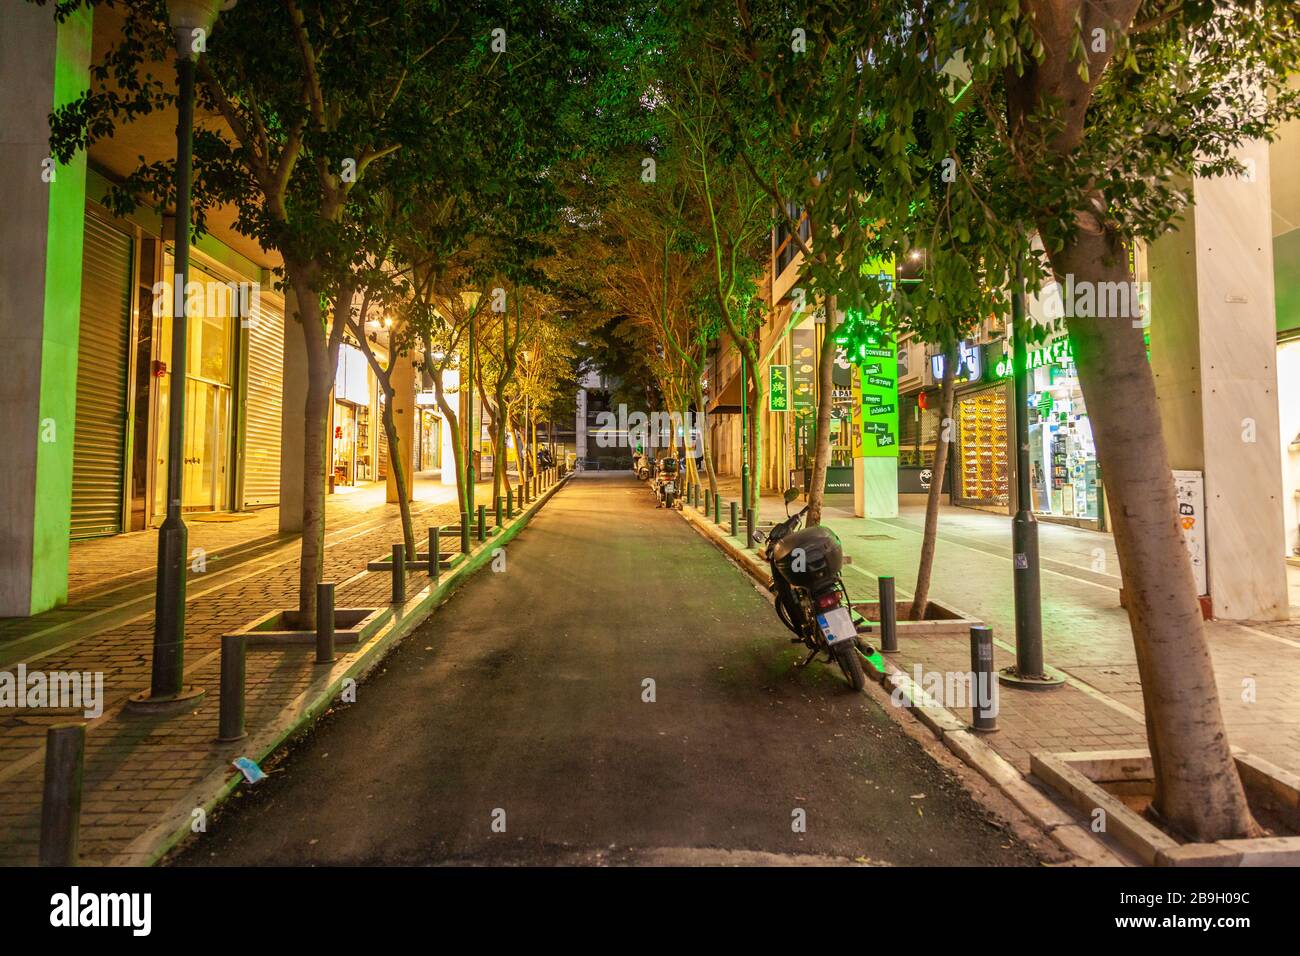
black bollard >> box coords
[970,626,999,732]
[730,500,738,537]
[495,495,503,528]
[714,493,721,525]
[879,576,898,655]
[704,488,711,516]
[315,582,335,665]
[477,505,486,541]
[38,724,84,867]
[746,508,756,548]
[219,633,248,739]
[429,527,441,580]
[506,488,514,519]
[391,544,406,604]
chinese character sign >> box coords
[769,364,790,412]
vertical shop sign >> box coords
[769,364,790,412]
[851,309,899,457]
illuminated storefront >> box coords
[331,343,374,489]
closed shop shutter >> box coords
[70,211,132,538]
[242,294,284,507]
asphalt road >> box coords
[176,473,1041,866]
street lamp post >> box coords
[1001,256,1063,690]
[461,292,481,520]
[129,0,233,713]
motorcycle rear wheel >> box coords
[833,643,867,691]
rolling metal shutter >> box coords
[70,212,132,538]
[242,295,284,507]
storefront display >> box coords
[954,384,1010,507]
[1027,366,1099,519]
[333,343,374,487]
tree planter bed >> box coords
[850,599,979,637]
[364,550,468,573]
[231,607,391,649]
[1031,749,1300,866]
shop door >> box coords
[70,210,133,538]
[152,260,235,518]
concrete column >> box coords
[386,352,415,502]
[0,7,92,616]
[1149,138,1289,621]
[278,287,308,532]
[440,367,459,487]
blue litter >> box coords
[232,757,266,784]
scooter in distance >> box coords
[653,456,681,509]
[757,488,872,690]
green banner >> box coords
[768,364,790,412]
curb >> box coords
[674,494,1127,867]
[115,474,571,866]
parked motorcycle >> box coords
[653,456,680,509]
[758,488,870,690]
[633,451,653,481]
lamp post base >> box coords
[997,664,1066,690]
[122,685,206,717]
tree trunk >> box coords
[806,302,838,527]
[1049,221,1259,841]
[909,341,958,620]
[380,384,416,560]
[694,379,719,496]
[433,371,468,517]
[290,268,332,623]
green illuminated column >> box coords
[0,6,92,617]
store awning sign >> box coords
[929,340,981,383]
[995,335,1073,378]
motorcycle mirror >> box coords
[783,487,800,504]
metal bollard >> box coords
[495,495,503,528]
[730,500,738,536]
[460,512,472,554]
[693,483,701,508]
[879,576,898,654]
[970,626,999,732]
[714,493,721,524]
[315,582,335,665]
[218,633,248,741]
[704,488,711,515]
[39,723,85,867]
[391,544,406,604]
[506,488,514,519]
[746,508,756,549]
[477,505,486,541]
[428,527,441,580]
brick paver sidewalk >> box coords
[0,474,524,865]
[701,476,1300,780]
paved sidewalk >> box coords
[700,476,1300,780]
[0,473,528,865]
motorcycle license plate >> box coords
[816,607,856,646]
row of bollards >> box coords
[36,465,572,866]
[873,574,998,732]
